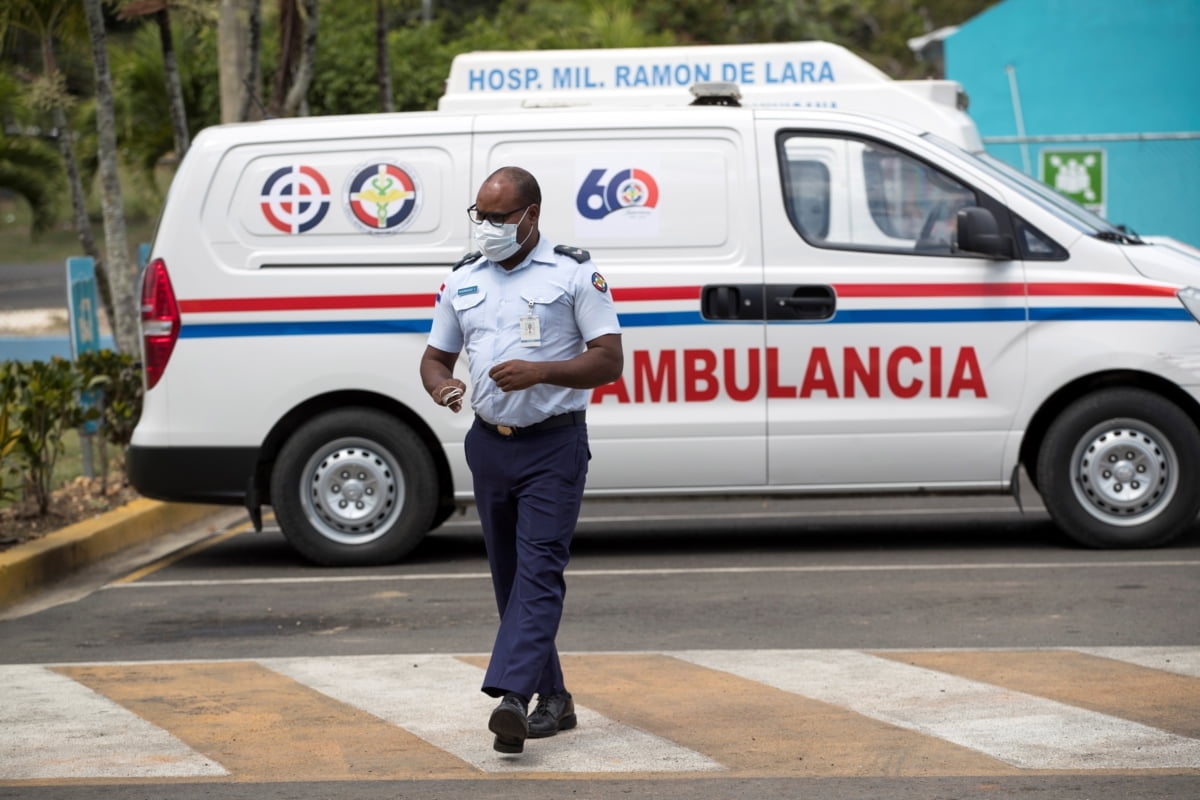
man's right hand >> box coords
[433,381,466,413]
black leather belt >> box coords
[475,410,585,438]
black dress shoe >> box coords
[528,690,577,739]
[489,694,529,753]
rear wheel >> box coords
[1035,388,1200,548]
[270,408,436,565]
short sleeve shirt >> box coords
[427,237,621,427]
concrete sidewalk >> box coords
[0,499,222,611]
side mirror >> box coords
[955,206,1015,259]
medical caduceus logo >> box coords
[260,165,331,233]
[345,162,420,233]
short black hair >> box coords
[488,166,541,206]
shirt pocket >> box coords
[451,288,490,330]
[523,289,573,349]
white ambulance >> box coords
[129,43,1200,565]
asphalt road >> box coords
[0,262,65,310]
[2,494,1199,798]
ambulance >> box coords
[128,42,1200,565]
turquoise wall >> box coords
[945,0,1200,244]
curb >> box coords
[0,499,217,610]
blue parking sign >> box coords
[67,256,101,434]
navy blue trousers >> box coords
[465,419,589,701]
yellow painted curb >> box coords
[0,498,217,610]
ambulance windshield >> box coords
[922,133,1140,243]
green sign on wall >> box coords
[1040,148,1106,216]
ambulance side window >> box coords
[779,133,977,256]
[785,160,831,240]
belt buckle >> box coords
[496,424,514,437]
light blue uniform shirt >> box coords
[427,237,621,427]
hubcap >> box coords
[1071,420,1177,527]
[300,437,405,545]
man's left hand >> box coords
[489,359,546,392]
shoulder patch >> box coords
[554,244,590,263]
[452,251,481,271]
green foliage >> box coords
[0,369,22,504]
[76,349,142,449]
[109,21,220,185]
[0,133,64,237]
[3,358,98,515]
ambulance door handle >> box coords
[701,284,766,321]
[768,284,835,321]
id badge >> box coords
[519,313,542,347]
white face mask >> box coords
[473,207,532,261]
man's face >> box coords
[475,179,538,235]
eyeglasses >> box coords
[467,203,531,226]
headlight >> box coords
[1178,287,1200,323]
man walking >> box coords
[420,166,623,753]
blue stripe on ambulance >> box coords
[175,306,1191,338]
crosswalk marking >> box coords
[676,650,1200,770]
[547,653,1016,777]
[876,650,1200,739]
[1,648,1197,784]
[1078,646,1200,678]
[265,654,722,774]
[55,661,471,781]
[0,665,226,780]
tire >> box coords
[270,408,437,565]
[1035,388,1200,548]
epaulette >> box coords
[554,244,591,263]
[452,251,481,271]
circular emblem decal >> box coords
[344,162,421,233]
[260,165,331,234]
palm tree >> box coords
[0,0,112,330]
[271,0,318,117]
[82,0,138,356]
[0,135,61,237]
[376,0,393,113]
[116,0,191,160]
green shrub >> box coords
[76,349,143,449]
[0,369,21,504]
[4,358,102,515]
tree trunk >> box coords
[269,0,299,117]
[155,8,190,159]
[40,33,115,338]
[237,0,264,121]
[218,0,252,123]
[376,0,394,112]
[82,0,138,356]
[282,0,318,117]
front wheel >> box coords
[1035,388,1200,548]
[270,408,437,565]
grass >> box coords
[1,428,126,513]
[0,198,159,267]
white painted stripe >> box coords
[674,649,1200,770]
[436,505,1034,528]
[105,560,1200,589]
[1075,646,1200,678]
[262,654,723,773]
[0,665,228,779]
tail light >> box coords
[140,257,180,389]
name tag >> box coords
[520,313,541,347]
